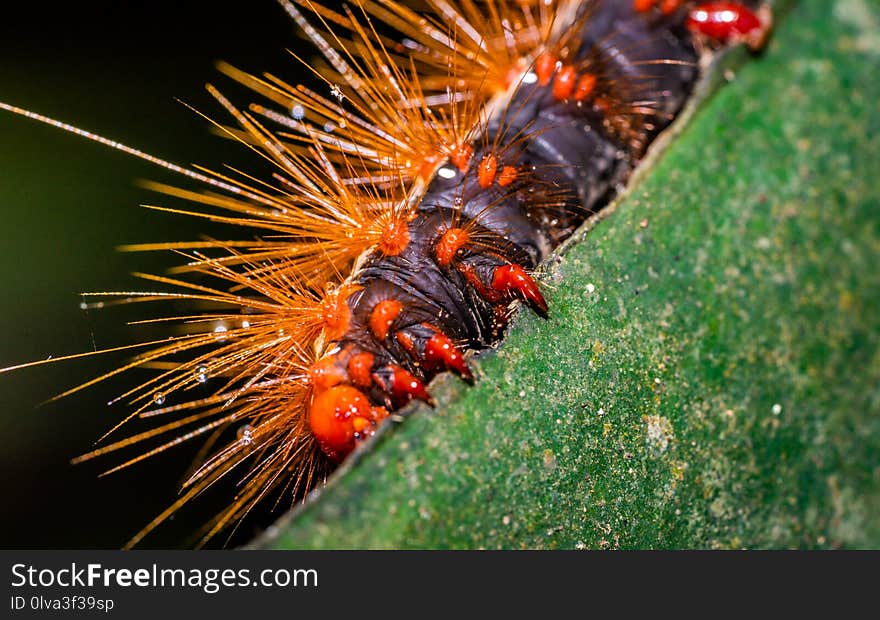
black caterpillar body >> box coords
[310,1,702,461]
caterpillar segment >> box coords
[0,0,772,545]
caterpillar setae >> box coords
[0,0,771,547]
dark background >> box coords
[0,1,323,548]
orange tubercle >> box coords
[534,52,557,87]
[450,144,473,172]
[661,0,683,15]
[633,0,657,12]
[478,154,498,189]
[574,73,597,101]
[378,218,411,256]
[552,65,578,101]
[497,166,518,187]
[395,330,415,354]
[435,228,470,267]
[347,352,375,388]
[369,299,403,341]
[308,385,387,463]
[417,152,444,182]
[308,357,347,391]
[320,287,353,341]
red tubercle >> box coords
[457,262,548,318]
[347,352,375,388]
[497,166,518,187]
[378,218,411,256]
[308,385,387,463]
[661,0,684,15]
[450,143,473,172]
[552,65,578,101]
[573,73,597,102]
[633,0,682,14]
[374,365,434,407]
[395,330,416,354]
[417,152,444,182]
[686,2,764,45]
[308,356,347,391]
[478,154,498,189]
[320,287,354,341]
[492,264,548,317]
[423,326,474,383]
[534,52,557,87]
[369,299,403,341]
[435,227,470,267]
[593,96,611,114]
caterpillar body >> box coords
[0,0,770,547]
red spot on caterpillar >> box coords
[308,385,386,463]
[369,299,403,341]
[686,2,762,43]
[574,73,597,102]
[378,219,410,256]
[661,0,683,15]
[634,0,681,13]
[374,365,433,407]
[456,262,547,318]
[395,330,415,353]
[347,352,375,388]
[497,165,518,187]
[492,264,548,317]
[435,227,470,267]
[552,65,578,101]
[534,52,557,87]
[424,327,473,382]
[478,154,498,189]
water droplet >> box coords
[772,403,782,415]
[195,365,208,384]
[241,320,251,329]
[153,392,165,406]
[237,424,254,446]
[586,283,596,294]
[79,301,88,310]
[291,104,305,120]
[438,167,456,179]
[522,71,538,85]
[214,325,228,341]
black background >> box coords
[0,1,325,549]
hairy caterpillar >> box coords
[0,0,770,547]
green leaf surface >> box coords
[260,0,880,549]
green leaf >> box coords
[259,0,880,549]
